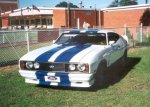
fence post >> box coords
[2,32,5,43]
[59,28,61,36]
[77,18,80,29]
[14,32,16,45]
[140,23,143,43]
[26,29,30,52]
[124,24,127,36]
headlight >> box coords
[26,62,33,69]
[34,62,40,69]
[67,63,89,73]
[77,64,86,71]
[69,64,76,71]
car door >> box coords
[107,32,120,65]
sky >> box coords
[19,0,150,9]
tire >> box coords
[94,61,107,88]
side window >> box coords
[108,33,119,45]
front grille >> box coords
[39,62,66,72]
[21,61,67,72]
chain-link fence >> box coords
[0,29,60,66]
[103,25,150,47]
[0,26,150,66]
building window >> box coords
[42,18,46,25]
[20,19,24,25]
[47,18,52,25]
[15,20,19,25]
[10,19,15,25]
[35,19,40,25]
[31,19,35,25]
[25,20,29,25]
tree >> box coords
[140,8,150,26]
[108,0,138,7]
[108,0,118,7]
[119,0,138,6]
[55,1,78,8]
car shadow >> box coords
[37,57,141,92]
[90,57,141,91]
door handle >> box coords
[113,45,120,50]
[103,53,110,57]
[103,50,112,57]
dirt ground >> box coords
[0,65,18,71]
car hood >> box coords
[20,44,105,63]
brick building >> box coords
[0,4,150,30]
[101,4,149,28]
[0,0,19,28]
[1,7,98,30]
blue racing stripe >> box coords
[35,71,71,86]
[55,45,91,62]
[35,46,67,62]
[85,30,98,34]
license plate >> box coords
[45,76,60,82]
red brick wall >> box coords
[70,10,98,28]
[53,9,98,28]
[102,9,146,28]
[53,9,68,28]
[0,3,17,12]
[1,13,9,27]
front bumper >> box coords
[19,70,95,87]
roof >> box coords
[9,7,53,17]
[65,29,114,34]
[0,0,18,4]
[2,4,150,15]
[102,4,150,11]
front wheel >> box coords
[93,61,107,88]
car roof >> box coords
[64,29,114,34]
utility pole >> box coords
[116,0,119,7]
[79,1,83,8]
[67,1,71,28]
[146,0,148,4]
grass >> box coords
[0,48,150,107]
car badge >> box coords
[49,65,54,69]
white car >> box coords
[19,29,128,88]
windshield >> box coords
[55,33,107,45]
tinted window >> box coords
[108,33,119,43]
[56,33,106,45]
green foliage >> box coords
[108,0,138,7]
[140,8,150,26]
[136,33,150,46]
[0,48,150,107]
[55,1,78,8]
[108,0,118,7]
[119,0,138,6]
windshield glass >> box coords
[55,33,106,45]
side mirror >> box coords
[52,40,56,44]
[109,41,115,45]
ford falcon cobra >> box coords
[19,29,128,88]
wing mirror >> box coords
[109,41,115,45]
